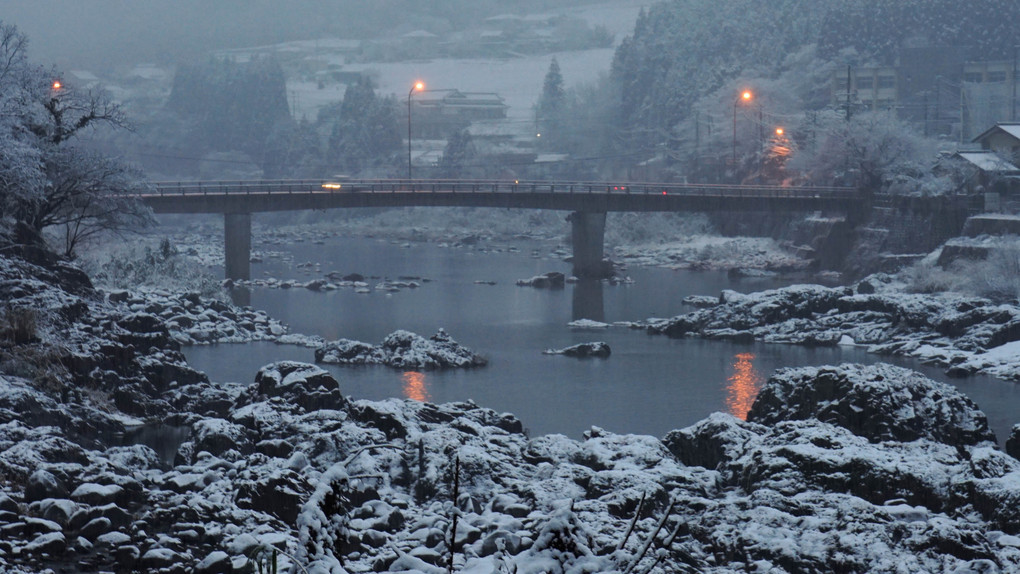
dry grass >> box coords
[0,307,38,345]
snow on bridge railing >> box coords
[149,179,859,199]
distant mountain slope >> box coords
[610,0,1020,136]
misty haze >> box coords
[1,1,1020,573]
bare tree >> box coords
[38,147,153,258]
[0,20,151,257]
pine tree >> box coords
[439,129,476,178]
[322,77,402,175]
[536,58,566,147]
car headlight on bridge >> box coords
[321,183,343,190]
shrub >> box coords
[0,343,70,394]
[84,237,224,299]
[0,307,38,345]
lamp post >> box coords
[407,80,424,180]
[732,90,752,165]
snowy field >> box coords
[299,47,615,123]
[270,0,647,122]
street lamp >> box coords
[732,90,752,164]
[408,80,424,180]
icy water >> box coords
[185,236,1020,442]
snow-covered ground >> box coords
[647,273,1020,383]
[229,1,647,124]
[4,343,1019,572]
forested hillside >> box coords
[817,0,1020,63]
[603,0,1020,183]
[610,0,829,136]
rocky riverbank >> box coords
[3,355,1019,572]
[648,273,1020,382]
[2,245,1020,572]
[151,211,815,285]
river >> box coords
[184,235,1020,442]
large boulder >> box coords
[515,272,566,289]
[1008,424,1020,461]
[26,470,68,503]
[316,330,487,370]
[543,342,611,358]
[237,361,346,412]
[185,417,254,463]
[662,412,766,470]
[746,363,996,447]
[314,339,383,365]
[235,468,312,525]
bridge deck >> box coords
[141,179,861,214]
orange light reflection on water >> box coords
[725,352,764,420]
[402,371,431,402]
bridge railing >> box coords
[149,178,859,199]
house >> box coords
[412,90,508,139]
[972,123,1020,159]
[829,52,1019,138]
[833,65,900,112]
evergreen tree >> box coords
[166,55,291,170]
[536,58,566,147]
[325,77,402,175]
[438,129,476,178]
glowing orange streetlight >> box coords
[408,80,426,180]
[775,127,784,136]
[52,80,62,90]
[733,89,753,164]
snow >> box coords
[299,49,616,125]
[315,329,487,369]
[567,318,609,329]
[956,151,1020,172]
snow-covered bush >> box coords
[83,237,224,298]
[969,247,1020,302]
[901,257,964,294]
[905,247,1020,302]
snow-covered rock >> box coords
[315,329,487,370]
[648,277,1020,380]
[747,363,997,446]
[1008,424,1020,462]
[515,271,565,288]
[2,245,1020,573]
[543,342,611,358]
[567,318,610,329]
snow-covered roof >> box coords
[955,151,1020,172]
[971,122,1020,144]
[129,64,169,81]
[69,70,99,83]
[535,153,569,163]
[403,30,438,39]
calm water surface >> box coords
[184,237,1020,442]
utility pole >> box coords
[934,75,941,136]
[845,64,853,121]
[923,90,929,137]
[1013,44,1018,121]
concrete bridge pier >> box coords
[569,211,608,278]
[224,212,252,280]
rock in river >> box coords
[543,342,611,358]
[315,329,487,370]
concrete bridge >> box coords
[140,179,862,280]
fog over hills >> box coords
[0,0,617,70]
